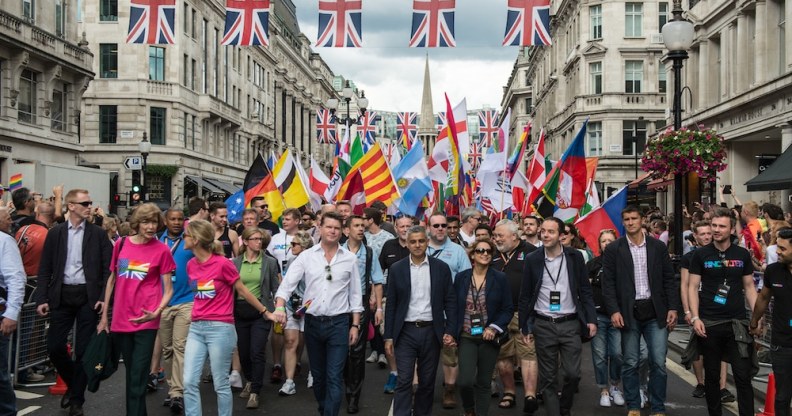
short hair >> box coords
[165,207,184,217]
[743,201,759,217]
[187,197,207,216]
[761,203,784,221]
[711,207,736,228]
[446,215,460,225]
[345,214,365,228]
[242,208,259,219]
[241,227,271,248]
[651,219,668,231]
[36,201,54,217]
[522,215,541,226]
[129,203,164,231]
[429,212,447,224]
[542,216,566,233]
[11,188,32,210]
[208,201,226,214]
[282,208,301,221]
[320,211,345,226]
[621,205,643,219]
[407,225,427,238]
[475,224,492,235]
[494,219,519,236]
[336,200,352,209]
[461,207,480,223]
[64,188,90,204]
[692,220,711,234]
[395,215,415,227]
[370,200,388,212]
[292,230,314,249]
[776,227,792,243]
[363,207,383,226]
[302,211,316,220]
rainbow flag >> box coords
[9,174,22,192]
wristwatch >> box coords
[351,324,362,330]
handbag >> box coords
[234,299,262,320]
[633,299,656,322]
[490,329,510,346]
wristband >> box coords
[275,306,286,312]
[691,316,700,323]
[376,308,383,312]
[684,311,691,315]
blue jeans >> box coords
[0,335,16,415]
[622,319,668,412]
[591,313,622,388]
[183,321,237,416]
[304,314,350,416]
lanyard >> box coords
[499,249,517,271]
[430,248,444,259]
[543,254,565,289]
[470,274,485,312]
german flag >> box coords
[243,154,285,221]
[337,143,399,208]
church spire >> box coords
[418,53,437,154]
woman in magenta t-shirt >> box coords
[181,220,276,416]
[97,203,175,416]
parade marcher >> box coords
[587,229,625,407]
[447,216,465,246]
[521,215,542,247]
[362,207,395,261]
[427,213,471,408]
[36,189,113,416]
[341,215,384,414]
[180,220,276,416]
[234,208,259,238]
[187,197,209,223]
[519,217,597,416]
[750,228,792,416]
[158,208,195,413]
[273,211,364,416]
[459,207,481,246]
[602,205,678,416]
[453,239,513,416]
[384,225,457,416]
[250,196,280,236]
[490,220,538,412]
[0,206,27,415]
[232,227,280,409]
[208,202,239,258]
[475,224,493,241]
[369,201,397,237]
[688,207,757,416]
[96,203,175,416]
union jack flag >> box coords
[468,139,484,169]
[317,0,363,47]
[316,109,337,144]
[435,112,446,134]
[478,110,499,148]
[503,0,552,46]
[396,112,418,143]
[409,0,456,48]
[127,0,176,44]
[383,142,398,162]
[222,0,270,46]
[357,111,378,151]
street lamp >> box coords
[325,80,369,134]
[138,132,151,201]
[662,0,694,258]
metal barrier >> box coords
[11,302,54,388]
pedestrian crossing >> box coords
[14,390,43,415]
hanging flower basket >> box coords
[641,127,727,182]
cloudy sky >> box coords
[293,1,520,113]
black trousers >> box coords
[235,316,271,395]
[393,324,441,416]
[772,345,792,416]
[534,318,582,416]
[47,285,98,406]
[344,299,370,407]
[698,323,754,416]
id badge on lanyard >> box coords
[549,291,562,312]
[714,281,730,305]
[470,312,484,335]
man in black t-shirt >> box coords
[750,229,792,416]
[688,208,757,416]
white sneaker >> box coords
[229,370,243,389]
[609,385,625,406]
[377,354,388,368]
[307,371,314,389]
[279,379,296,396]
[599,392,612,407]
[366,351,378,363]
[640,387,648,409]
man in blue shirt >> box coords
[0,207,26,415]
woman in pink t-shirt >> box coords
[181,220,276,416]
[97,203,175,416]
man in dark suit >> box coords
[601,205,679,416]
[384,225,457,416]
[519,217,596,416]
[36,189,113,416]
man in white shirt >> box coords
[274,212,363,416]
[0,207,27,415]
[458,207,481,246]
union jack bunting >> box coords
[357,111,378,150]
[383,142,398,162]
[502,0,552,46]
[222,0,270,46]
[435,112,446,134]
[316,109,337,144]
[468,139,484,169]
[396,112,418,143]
[317,0,363,47]
[127,0,176,44]
[478,110,499,148]
[409,0,456,47]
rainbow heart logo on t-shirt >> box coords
[194,279,216,299]
[118,259,151,281]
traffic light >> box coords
[130,184,144,204]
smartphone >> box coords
[723,185,732,195]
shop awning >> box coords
[203,178,241,195]
[745,145,792,191]
[185,175,224,194]
[647,176,674,190]
[628,172,651,189]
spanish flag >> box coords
[337,143,399,210]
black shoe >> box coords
[69,403,85,416]
[146,373,158,392]
[60,389,71,409]
[720,388,735,403]
[347,403,359,414]
[170,396,184,414]
[691,383,706,398]
[536,392,544,404]
[523,395,538,415]
[163,397,171,407]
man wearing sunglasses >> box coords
[36,189,113,416]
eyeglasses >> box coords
[73,201,93,207]
[432,223,448,228]
[247,237,264,241]
[325,265,332,281]
[474,248,493,255]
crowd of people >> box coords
[0,185,790,416]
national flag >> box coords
[491,107,511,153]
[225,189,246,223]
[554,120,589,222]
[526,128,546,204]
[127,0,176,44]
[272,149,310,212]
[574,186,628,256]
[118,259,151,281]
[222,0,270,46]
[326,129,352,201]
[392,141,432,216]
[382,141,398,163]
[9,174,22,192]
[468,140,484,169]
[502,0,552,47]
[337,143,399,208]
[317,0,363,47]
[506,123,531,179]
[243,154,285,221]
[512,168,530,214]
[309,157,331,202]
[578,157,600,216]
[435,112,446,134]
[357,111,378,151]
[409,0,456,47]
[478,110,499,148]
[316,108,337,144]
[396,112,418,143]
[428,95,466,195]
[398,132,414,154]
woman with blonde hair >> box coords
[181,220,276,416]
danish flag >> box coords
[397,112,418,143]
[222,0,270,46]
[317,0,363,47]
[503,0,552,46]
[409,0,456,47]
[478,110,499,148]
[316,109,337,144]
[127,0,176,44]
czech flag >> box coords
[574,186,628,256]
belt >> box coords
[405,321,433,328]
[535,313,577,323]
[306,314,348,323]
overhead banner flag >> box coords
[478,110,499,148]
[316,108,337,144]
[127,0,176,44]
[409,0,456,47]
[317,0,363,47]
[503,0,552,46]
[397,112,419,143]
[222,0,270,46]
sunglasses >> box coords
[73,201,93,207]
[325,265,332,281]
[474,248,493,255]
[432,223,448,228]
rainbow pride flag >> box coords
[9,174,22,191]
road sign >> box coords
[124,156,142,170]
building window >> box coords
[149,46,165,81]
[183,3,190,35]
[51,83,67,131]
[202,19,208,94]
[658,60,667,93]
[18,69,37,124]
[625,60,643,93]
[590,62,603,94]
[99,44,118,78]
[99,105,117,143]
[622,120,647,156]
[191,115,196,150]
[625,3,643,37]
[191,59,197,90]
[55,0,65,37]
[590,5,602,39]
[213,28,219,97]
[183,54,189,86]
[100,0,117,21]
[524,97,532,114]
[192,8,197,38]
[150,107,166,145]
[658,2,669,31]
[779,2,786,76]
[22,0,34,22]
[587,121,603,156]
[524,69,531,87]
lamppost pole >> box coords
[139,132,151,202]
[325,80,369,142]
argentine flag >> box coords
[392,141,432,216]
